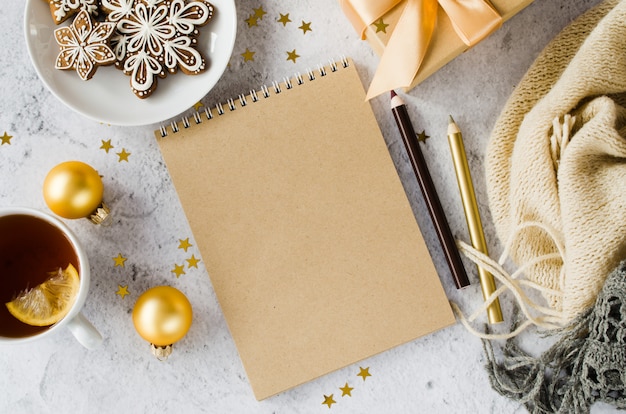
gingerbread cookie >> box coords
[45,0,100,25]
[100,0,134,69]
[107,0,214,98]
[54,10,116,81]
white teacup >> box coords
[0,207,102,349]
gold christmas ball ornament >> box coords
[132,286,193,360]
[43,161,110,225]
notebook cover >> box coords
[155,58,455,400]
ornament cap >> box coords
[151,343,173,361]
[88,201,111,226]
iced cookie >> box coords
[100,0,134,69]
[45,0,100,25]
[110,0,214,98]
[54,10,116,81]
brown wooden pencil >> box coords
[390,91,470,289]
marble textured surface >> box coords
[0,0,618,413]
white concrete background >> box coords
[0,0,617,413]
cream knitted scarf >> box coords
[484,0,626,325]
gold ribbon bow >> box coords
[341,0,502,99]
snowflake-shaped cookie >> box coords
[54,10,117,81]
[107,0,214,98]
[100,0,135,68]
[46,0,100,25]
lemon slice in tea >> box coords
[6,263,80,326]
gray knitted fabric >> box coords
[484,259,626,413]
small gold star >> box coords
[417,130,430,143]
[322,394,336,408]
[373,18,389,33]
[357,366,371,381]
[286,49,300,63]
[100,139,114,153]
[339,382,353,397]
[277,13,291,26]
[116,148,131,162]
[245,15,258,27]
[1,132,12,145]
[241,48,255,62]
[116,285,130,299]
[172,263,186,278]
[113,253,127,268]
[186,254,200,269]
[253,6,267,20]
[178,238,193,252]
[193,101,204,111]
[298,21,312,34]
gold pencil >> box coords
[447,116,503,324]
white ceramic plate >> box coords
[23,0,237,126]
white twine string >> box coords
[452,220,569,340]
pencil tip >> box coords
[448,115,455,124]
[390,90,397,98]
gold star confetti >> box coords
[193,101,204,111]
[1,132,12,145]
[100,139,114,153]
[245,15,258,27]
[186,254,201,269]
[373,18,389,33]
[357,366,371,381]
[417,130,430,143]
[178,238,193,252]
[116,285,130,299]
[113,253,127,268]
[241,48,255,62]
[253,6,267,20]
[322,394,336,408]
[277,13,291,26]
[298,20,312,34]
[172,263,186,278]
[116,148,131,162]
[286,49,300,63]
[340,382,353,397]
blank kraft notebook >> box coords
[155,58,455,400]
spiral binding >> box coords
[158,57,349,137]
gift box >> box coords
[342,0,534,98]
